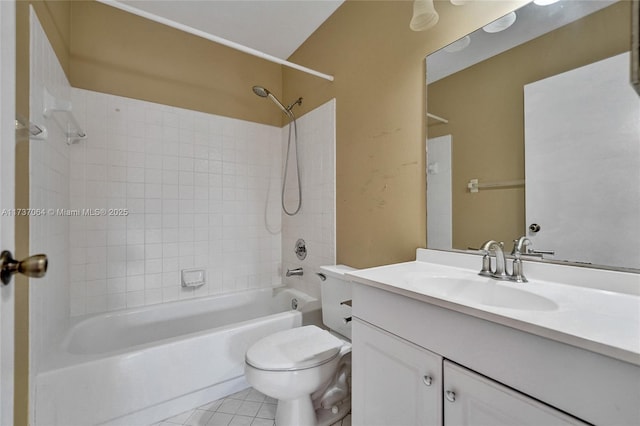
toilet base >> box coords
[276,396,316,426]
[316,397,351,426]
[275,396,351,426]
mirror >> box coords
[426,0,640,271]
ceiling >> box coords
[117,0,345,59]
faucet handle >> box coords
[512,236,531,258]
[527,249,556,257]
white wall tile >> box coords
[69,88,284,315]
[282,100,337,299]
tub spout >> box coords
[286,267,303,277]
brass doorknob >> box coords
[0,250,48,285]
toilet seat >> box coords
[246,325,345,371]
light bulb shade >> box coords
[482,11,517,33]
[443,35,471,53]
[410,0,439,31]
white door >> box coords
[524,52,640,269]
[0,0,16,424]
[443,361,588,426]
[427,135,453,250]
[352,319,442,426]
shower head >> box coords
[252,85,289,116]
[252,86,269,98]
[252,85,301,118]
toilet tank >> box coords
[319,265,356,340]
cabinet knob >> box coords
[445,390,456,403]
[422,375,432,386]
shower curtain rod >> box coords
[97,0,335,82]
[467,178,525,193]
[427,112,449,124]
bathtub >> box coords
[35,287,319,426]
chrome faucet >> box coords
[479,240,509,280]
[286,267,303,277]
[480,237,554,283]
[510,236,531,283]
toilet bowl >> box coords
[244,265,355,426]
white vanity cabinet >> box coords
[352,318,442,426]
[352,317,587,426]
[443,361,586,426]
[350,280,640,426]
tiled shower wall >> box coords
[29,7,71,377]
[282,100,336,299]
[30,9,336,321]
[68,89,283,316]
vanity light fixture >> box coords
[410,0,439,31]
[534,0,560,6]
[482,11,517,33]
[450,0,471,5]
[443,35,471,53]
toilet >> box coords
[245,265,354,426]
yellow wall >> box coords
[69,0,283,127]
[284,0,528,267]
[16,1,69,117]
[428,2,630,251]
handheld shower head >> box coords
[252,85,300,118]
[252,86,269,98]
[252,85,303,216]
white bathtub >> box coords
[35,287,319,426]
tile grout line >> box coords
[155,387,277,426]
[155,386,350,426]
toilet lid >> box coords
[246,325,344,371]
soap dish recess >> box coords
[182,268,205,288]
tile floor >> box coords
[153,387,351,426]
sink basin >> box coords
[403,273,559,311]
[347,251,640,367]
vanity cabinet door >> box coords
[443,361,588,426]
[352,318,442,426]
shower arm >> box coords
[253,86,302,119]
[286,98,303,112]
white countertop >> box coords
[347,249,640,366]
